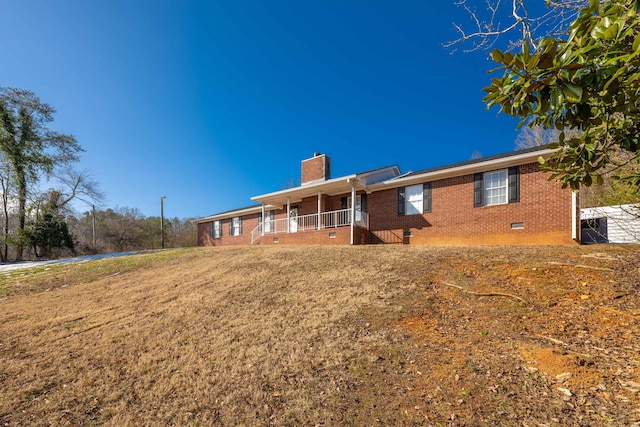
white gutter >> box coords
[194,205,264,223]
[251,174,358,202]
[369,148,556,190]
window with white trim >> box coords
[229,216,242,236]
[484,169,508,206]
[474,167,519,207]
[397,183,432,216]
[405,184,423,215]
[210,220,221,239]
[259,211,274,233]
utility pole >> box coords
[160,196,166,249]
[92,205,96,250]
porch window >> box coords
[343,194,368,221]
[229,216,242,236]
[259,211,274,233]
[210,220,221,239]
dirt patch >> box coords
[0,245,639,426]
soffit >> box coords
[368,148,556,190]
[251,175,359,207]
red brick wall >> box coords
[197,213,261,246]
[301,154,330,184]
[254,226,356,245]
[197,208,287,246]
[367,163,575,245]
[197,196,369,246]
[198,163,574,247]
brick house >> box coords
[196,147,579,246]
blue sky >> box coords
[1,0,527,219]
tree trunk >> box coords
[15,167,26,261]
[1,181,8,262]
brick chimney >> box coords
[301,153,330,185]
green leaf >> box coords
[563,82,583,103]
[633,33,640,51]
[555,120,565,130]
[563,63,586,71]
[491,49,503,63]
[502,52,514,65]
[603,22,620,40]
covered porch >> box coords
[250,175,369,245]
[250,207,369,244]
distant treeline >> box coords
[0,204,197,262]
[68,207,197,256]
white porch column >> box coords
[317,192,322,230]
[350,180,356,245]
[261,203,265,236]
[287,197,291,233]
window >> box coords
[341,194,368,211]
[259,211,274,233]
[474,167,519,207]
[229,216,242,236]
[484,170,508,205]
[342,194,368,221]
[406,184,423,215]
[397,183,431,216]
[210,220,221,239]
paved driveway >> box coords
[0,251,148,272]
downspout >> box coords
[572,191,578,242]
[261,203,265,236]
[350,179,356,245]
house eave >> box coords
[193,205,264,224]
[250,164,401,207]
[251,174,359,207]
[368,148,556,190]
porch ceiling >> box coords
[251,175,362,208]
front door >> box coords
[289,207,298,232]
[264,211,274,233]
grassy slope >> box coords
[0,245,639,426]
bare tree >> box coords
[514,122,584,150]
[515,125,560,150]
[470,150,484,159]
[167,217,197,247]
[580,151,640,208]
[50,166,105,213]
[445,0,588,52]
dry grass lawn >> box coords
[0,245,639,426]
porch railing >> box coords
[251,208,369,244]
